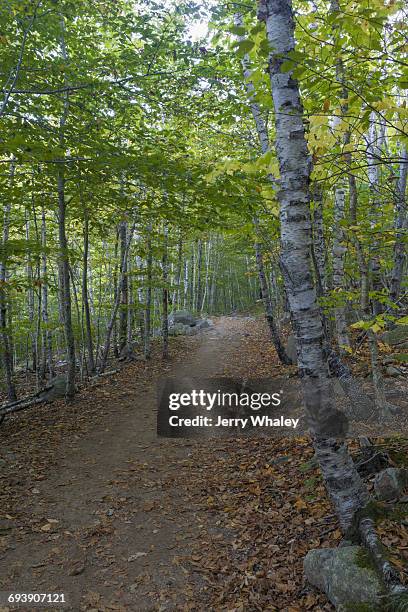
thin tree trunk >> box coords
[201,238,212,313]
[40,207,53,380]
[366,112,384,316]
[135,248,145,344]
[311,183,328,294]
[144,222,153,360]
[57,16,75,400]
[196,239,203,312]
[253,222,291,364]
[112,229,119,358]
[173,232,183,310]
[162,224,169,359]
[82,207,95,374]
[99,221,136,372]
[183,258,189,309]
[332,184,351,351]
[235,11,289,363]
[57,171,76,398]
[0,161,17,401]
[118,220,128,354]
[390,147,408,306]
[25,210,37,371]
[127,256,134,348]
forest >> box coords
[0,0,408,610]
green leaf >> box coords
[391,354,408,363]
[236,39,254,57]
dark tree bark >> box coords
[144,222,153,360]
[0,161,17,401]
[254,232,291,364]
[118,220,128,354]
[56,14,76,399]
[82,207,95,374]
[162,224,169,359]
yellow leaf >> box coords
[294,498,307,510]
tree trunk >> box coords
[253,224,291,364]
[57,15,75,399]
[332,184,351,351]
[366,112,384,316]
[99,221,135,372]
[0,161,17,401]
[311,183,328,294]
[25,211,37,371]
[144,222,153,360]
[390,147,408,306]
[57,170,76,399]
[196,239,203,312]
[40,207,53,380]
[118,220,128,354]
[82,207,95,374]
[235,11,289,364]
[259,0,368,531]
[162,224,169,359]
[173,232,183,310]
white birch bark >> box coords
[311,184,328,295]
[162,224,169,359]
[390,147,408,305]
[40,207,54,380]
[259,0,368,531]
[332,184,351,351]
[235,12,289,364]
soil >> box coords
[0,316,407,612]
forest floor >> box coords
[1,316,407,612]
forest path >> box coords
[1,315,278,612]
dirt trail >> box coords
[3,317,405,611]
[0,316,258,612]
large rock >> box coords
[285,334,297,365]
[380,324,408,346]
[374,467,408,501]
[39,375,68,402]
[169,310,196,327]
[385,365,402,377]
[168,315,213,336]
[168,322,193,336]
[304,546,384,610]
[195,319,213,331]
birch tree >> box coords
[258,0,368,532]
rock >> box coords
[39,375,68,401]
[374,467,408,501]
[195,319,213,331]
[285,334,297,365]
[128,552,147,562]
[382,356,395,365]
[168,322,192,336]
[169,310,196,327]
[168,317,213,336]
[380,324,408,346]
[68,562,85,576]
[304,546,384,610]
[385,365,401,377]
